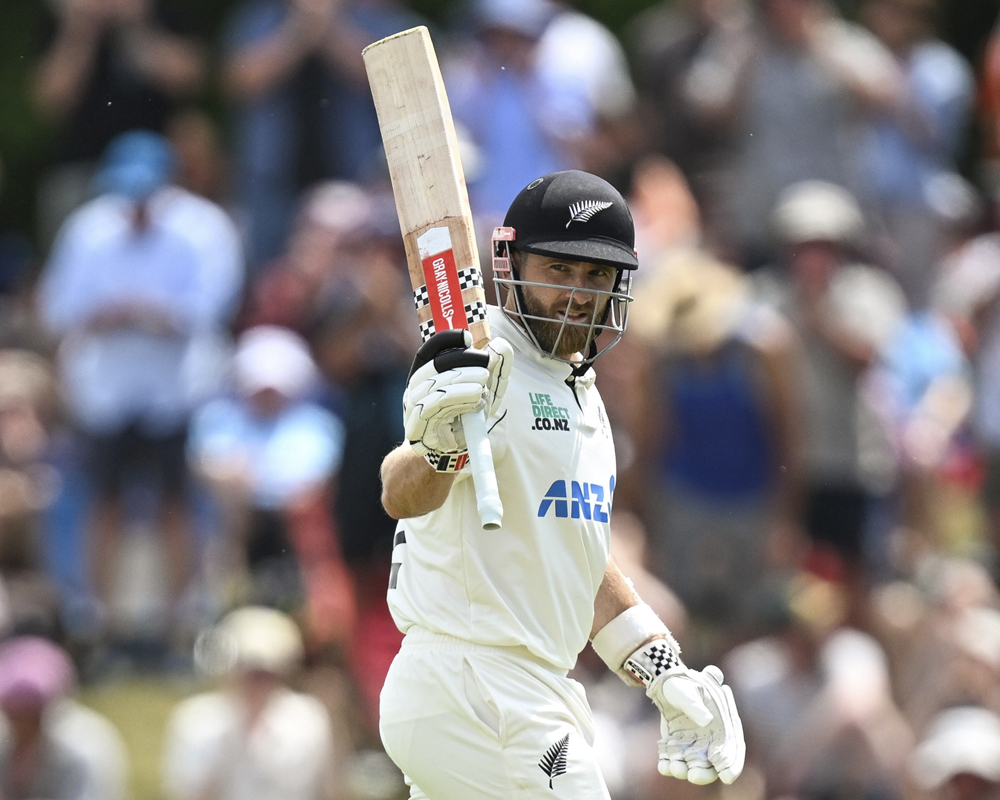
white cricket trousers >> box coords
[380,628,612,800]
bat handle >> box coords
[462,409,503,530]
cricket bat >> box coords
[363,26,503,530]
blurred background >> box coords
[4,0,1000,799]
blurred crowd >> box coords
[5,0,1000,798]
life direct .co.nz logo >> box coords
[530,392,570,431]
[538,476,615,520]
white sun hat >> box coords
[910,706,1000,790]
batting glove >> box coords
[624,640,746,785]
[403,330,512,471]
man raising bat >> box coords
[379,170,746,799]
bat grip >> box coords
[461,409,503,530]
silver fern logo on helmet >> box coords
[566,200,613,228]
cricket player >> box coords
[379,170,745,799]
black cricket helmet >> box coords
[491,171,637,368]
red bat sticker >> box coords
[418,227,467,333]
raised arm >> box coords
[380,443,456,520]
[380,330,512,520]
[32,1,105,120]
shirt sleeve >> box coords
[185,200,246,328]
[37,209,102,336]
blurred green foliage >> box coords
[1,0,999,247]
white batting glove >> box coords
[624,640,746,785]
[403,330,512,472]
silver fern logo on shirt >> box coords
[539,733,570,789]
[565,200,612,228]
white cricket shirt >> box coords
[387,306,617,671]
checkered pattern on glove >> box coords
[623,640,681,685]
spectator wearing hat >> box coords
[300,190,415,734]
[683,0,903,267]
[627,251,805,653]
[31,0,205,247]
[859,0,974,309]
[37,130,244,645]
[0,636,129,800]
[188,326,352,643]
[162,606,341,800]
[753,181,908,584]
[910,707,1000,800]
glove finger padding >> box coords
[653,666,746,786]
[407,361,491,420]
[404,366,489,455]
[654,670,713,727]
[483,337,513,417]
[402,332,513,467]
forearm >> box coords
[224,17,315,99]
[808,306,874,371]
[380,443,455,519]
[318,19,369,87]
[121,26,204,96]
[591,556,642,638]
[761,339,804,521]
[33,24,101,118]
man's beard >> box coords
[520,286,608,359]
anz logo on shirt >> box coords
[538,476,615,521]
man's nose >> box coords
[564,273,595,301]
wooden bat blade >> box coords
[364,26,502,529]
[363,26,490,349]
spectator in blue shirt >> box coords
[37,130,244,647]
[189,325,352,643]
[860,0,975,307]
[221,0,425,270]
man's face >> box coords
[788,240,842,299]
[762,0,817,45]
[247,386,289,419]
[945,773,1000,800]
[509,252,617,358]
[861,0,926,51]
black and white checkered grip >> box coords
[413,285,431,310]
[457,267,483,290]
[412,268,483,311]
[417,302,488,343]
[465,300,488,323]
[418,319,436,342]
[623,641,682,687]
